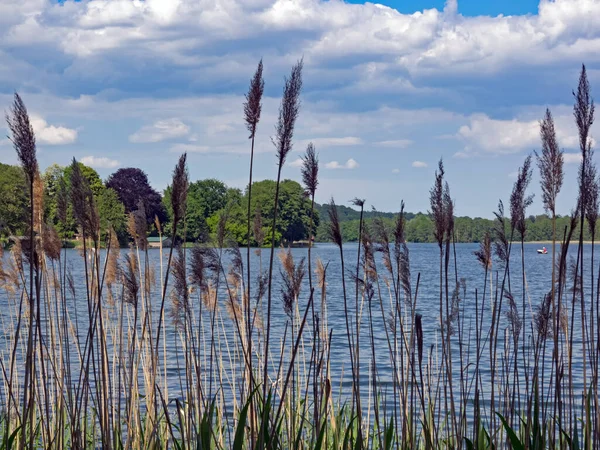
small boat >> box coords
[537,247,548,254]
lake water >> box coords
[0,241,596,426]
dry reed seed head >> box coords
[443,181,454,242]
[244,59,265,139]
[360,227,377,283]
[254,272,267,303]
[573,64,595,154]
[20,236,41,272]
[445,279,464,336]
[154,215,162,234]
[42,224,62,261]
[228,245,244,278]
[510,154,534,238]
[190,245,206,290]
[170,152,189,228]
[474,232,492,270]
[429,159,446,248]
[534,292,553,341]
[372,214,393,275]
[504,290,522,342]
[327,198,343,248]
[273,59,303,167]
[128,201,148,250]
[316,258,327,290]
[202,281,217,312]
[170,246,190,328]
[69,158,98,240]
[122,249,139,307]
[279,250,306,318]
[301,143,319,197]
[10,236,23,274]
[536,108,564,215]
[493,200,509,263]
[6,92,38,183]
[105,228,120,287]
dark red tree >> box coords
[106,167,167,224]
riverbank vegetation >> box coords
[0,61,599,449]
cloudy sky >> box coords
[1,0,599,217]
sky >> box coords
[1,0,599,218]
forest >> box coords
[0,161,593,245]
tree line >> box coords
[2,160,595,245]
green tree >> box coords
[0,163,28,239]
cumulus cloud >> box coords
[392,168,400,173]
[325,158,359,170]
[129,118,190,143]
[412,160,428,168]
[376,140,413,148]
[80,156,120,169]
[30,116,77,145]
[289,158,304,168]
[456,113,587,156]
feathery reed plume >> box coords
[279,248,306,318]
[372,210,393,276]
[445,279,465,336]
[430,159,446,248]
[123,249,139,308]
[393,201,412,301]
[202,282,217,312]
[6,92,37,182]
[170,246,189,330]
[316,258,327,290]
[273,59,303,167]
[302,143,319,197]
[10,236,23,275]
[128,201,148,251]
[42,224,62,261]
[536,108,564,216]
[510,155,534,238]
[474,232,492,270]
[534,293,553,341]
[105,228,120,288]
[190,245,206,292]
[171,153,189,228]
[443,181,454,242]
[327,198,343,248]
[586,173,599,236]
[574,64,595,158]
[244,59,264,140]
[505,291,522,341]
[493,201,509,264]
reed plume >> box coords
[42,224,61,261]
[493,201,509,264]
[123,249,139,308]
[474,232,491,270]
[170,246,189,331]
[430,159,446,248]
[170,153,189,228]
[536,109,564,216]
[279,248,306,319]
[273,59,303,167]
[509,154,534,239]
[327,199,343,248]
[128,201,148,251]
[244,59,264,140]
[6,92,37,182]
[302,143,319,198]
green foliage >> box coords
[0,163,28,239]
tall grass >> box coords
[1,65,600,450]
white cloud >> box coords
[80,156,120,169]
[456,113,587,156]
[412,160,427,168]
[30,116,77,145]
[169,143,211,153]
[325,158,359,170]
[392,168,400,173]
[289,158,304,168]
[376,139,413,148]
[299,136,363,148]
[129,118,190,143]
[563,152,582,164]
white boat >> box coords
[537,247,548,254]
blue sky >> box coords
[1,0,599,218]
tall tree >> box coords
[106,167,167,224]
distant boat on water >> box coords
[537,247,548,254]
